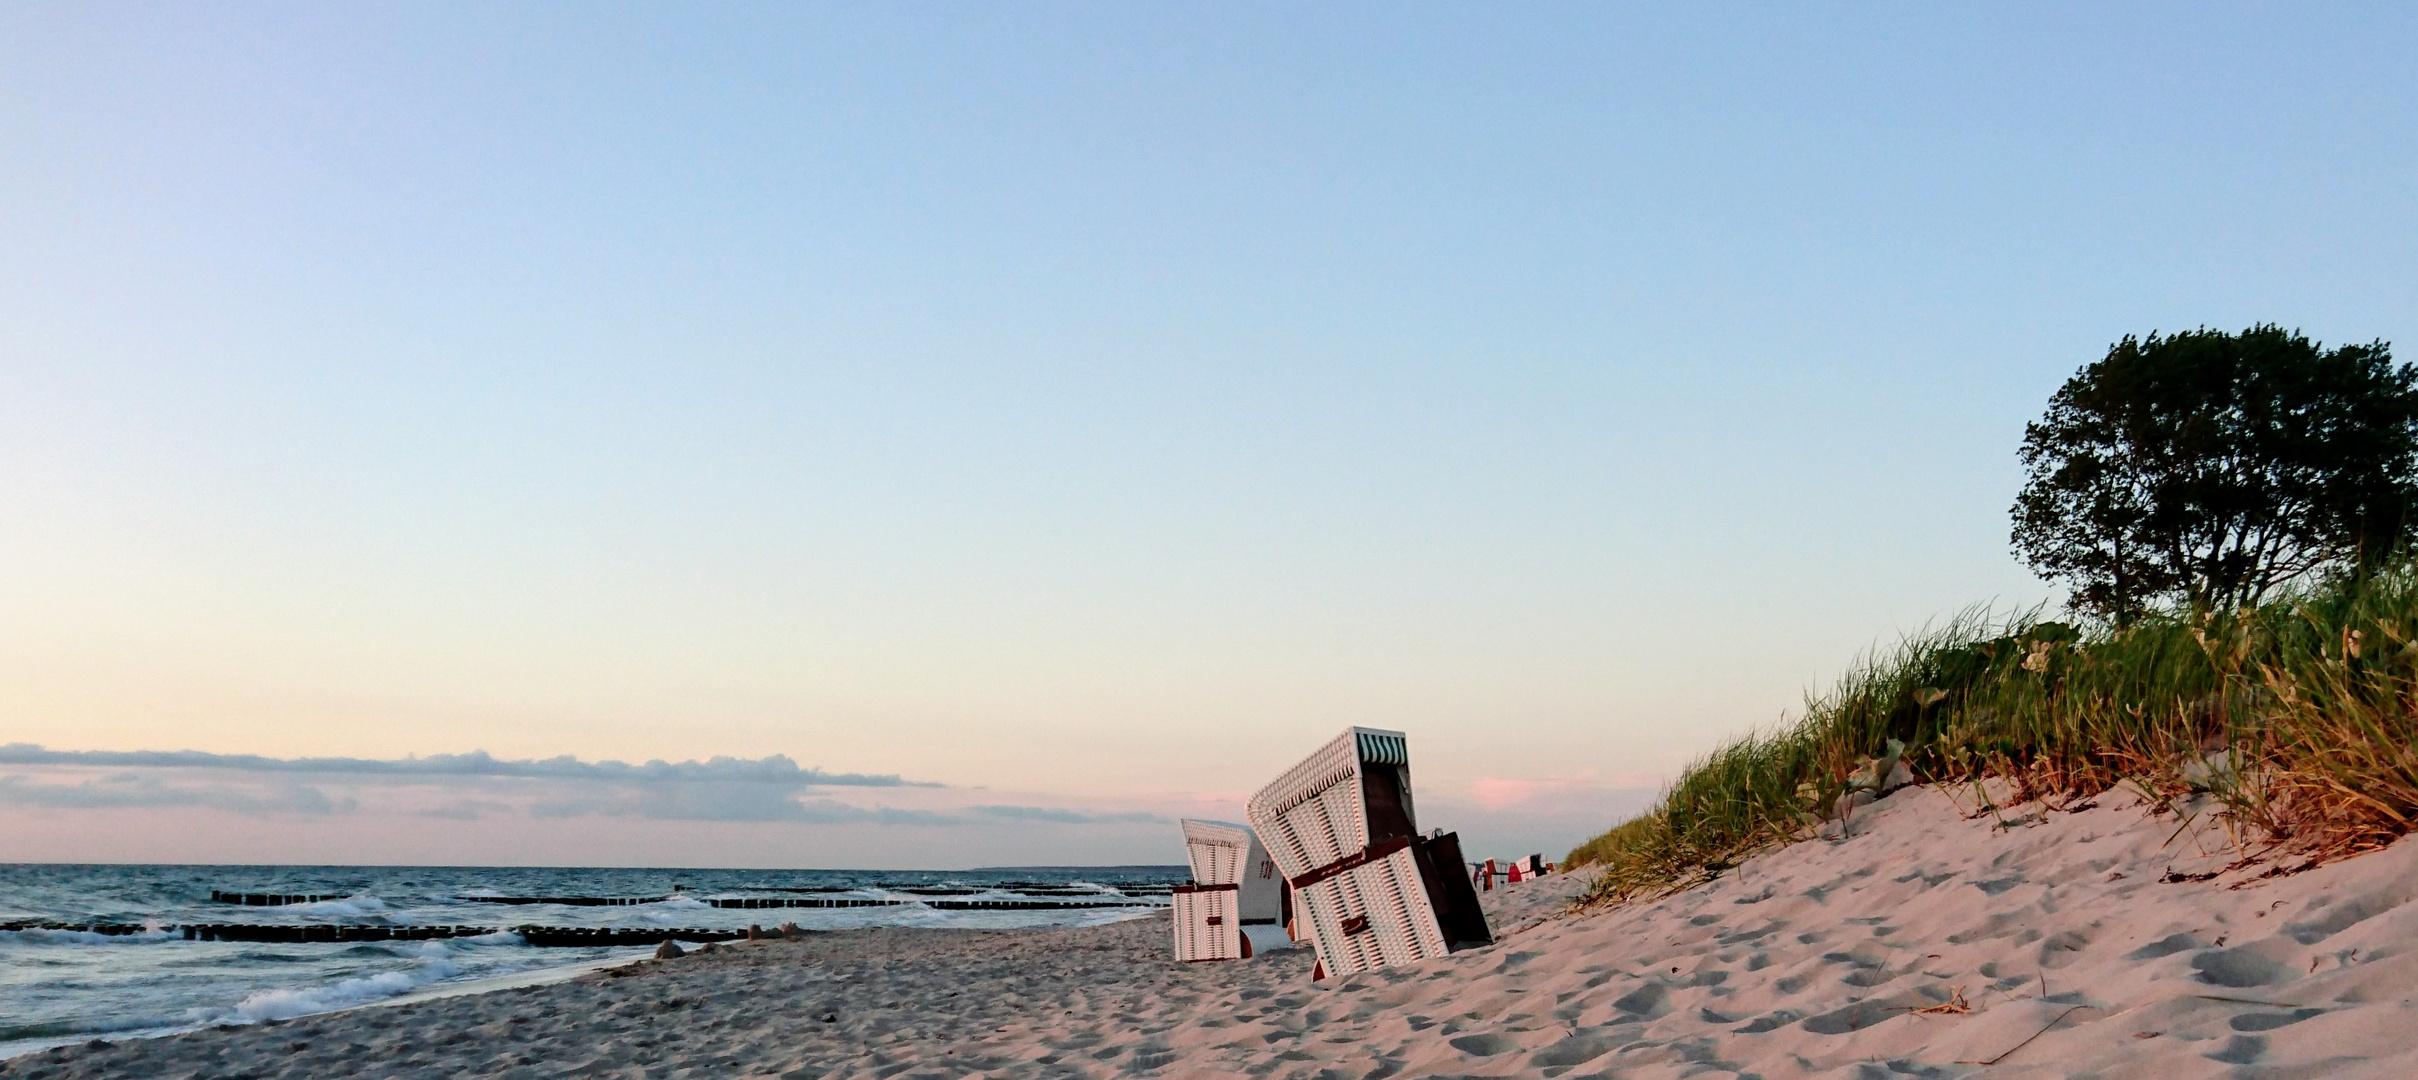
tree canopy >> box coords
[2012,324,2418,620]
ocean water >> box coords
[0,863,1180,1059]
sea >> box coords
[0,863,1182,1060]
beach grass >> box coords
[1566,566,2418,905]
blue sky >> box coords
[2,4,2412,866]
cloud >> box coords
[417,799,514,820]
[970,805,1168,825]
[0,773,353,815]
[0,746,1171,830]
[1464,770,1666,811]
[526,787,958,826]
[0,744,924,788]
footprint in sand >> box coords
[1732,1009,1804,1033]
[2207,1034,2268,1064]
[2286,893,2396,944]
[1446,1033,1520,1057]
[1611,982,1671,1019]
[2124,932,2205,960]
[1527,1035,1617,1068]
[2231,1008,2324,1032]
[2037,928,2095,968]
[1716,921,1783,946]
[2191,946,2291,988]
[1800,998,1911,1035]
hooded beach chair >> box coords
[1172,819,1287,962]
[1245,727,1491,979]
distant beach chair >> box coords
[1526,853,1548,876]
[1245,727,1491,979]
[1172,819,1286,962]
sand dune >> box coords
[10,783,2418,1078]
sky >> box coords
[2,3,2413,868]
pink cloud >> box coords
[1464,770,1665,811]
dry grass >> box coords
[1566,568,2418,906]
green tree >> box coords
[2012,324,2418,620]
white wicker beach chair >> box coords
[1173,819,1287,962]
[1244,727,1490,979]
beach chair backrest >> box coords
[1181,819,1253,886]
[1247,728,1416,880]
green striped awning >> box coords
[1355,729,1409,766]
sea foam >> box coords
[222,960,462,1023]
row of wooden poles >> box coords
[6,922,751,946]
[207,890,1156,911]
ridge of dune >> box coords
[11,785,2418,1079]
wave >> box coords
[217,959,463,1024]
[281,896,392,920]
[386,930,525,958]
[0,928,175,946]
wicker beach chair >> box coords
[1173,819,1287,962]
[1245,727,1490,979]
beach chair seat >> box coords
[1245,728,1490,979]
[1171,879,1244,961]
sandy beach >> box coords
[10,784,2418,1079]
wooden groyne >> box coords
[0,921,159,937]
[447,894,1157,911]
[210,891,348,906]
[1,921,753,946]
[928,898,1151,911]
[701,896,1150,911]
[512,926,749,947]
[707,897,901,909]
[183,924,497,943]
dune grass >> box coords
[1565,567,2418,906]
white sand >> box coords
[10,784,2418,1078]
